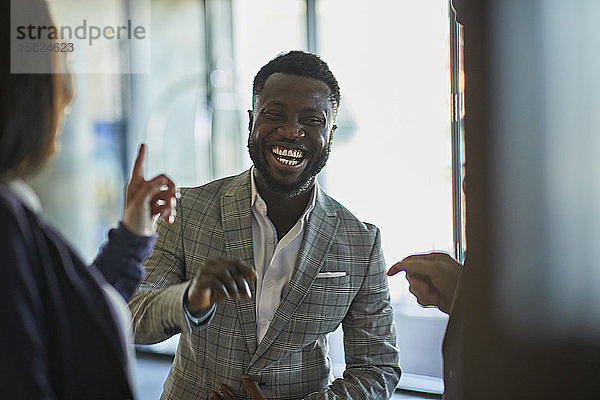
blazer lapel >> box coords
[248,190,339,371]
[220,170,258,356]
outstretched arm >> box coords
[387,252,461,314]
[93,143,178,301]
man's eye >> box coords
[264,111,283,119]
[303,118,324,126]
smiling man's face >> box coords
[248,72,336,197]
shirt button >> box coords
[260,321,268,327]
[266,280,273,288]
[267,238,274,245]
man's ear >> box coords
[329,124,337,145]
[248,110,254,132]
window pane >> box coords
[29,0,131,261]
[131,0,210,187]
[318,0,452,393]
[233,0,306,167]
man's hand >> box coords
[187,258,257,312]
[387,252,461,314]
[210,376,265,400]
[122,143,178,236]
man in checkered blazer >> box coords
[129,51,401,399]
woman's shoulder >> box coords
[0,183,58,269]
[0,184,45,285]
[0,184,35,231]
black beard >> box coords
[247,136,330,198]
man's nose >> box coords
[277,123,305,139]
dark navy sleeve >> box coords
[92,222,157,301]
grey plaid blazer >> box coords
[129,170,400,399]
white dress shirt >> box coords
[250,169,317,343]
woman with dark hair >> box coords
[0,0,177,398]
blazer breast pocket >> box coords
[314,271,350,285]
[310,271,352,296]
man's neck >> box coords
[254,174,314,240]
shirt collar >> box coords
[250,166,318,218]
[7,179,43,213]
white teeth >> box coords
[276,156,300,166]
[272,146,304,160]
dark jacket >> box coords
[442,268,465,400]
[0,184,153,399]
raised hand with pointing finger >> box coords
[122,143,178,236]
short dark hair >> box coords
[1,0,60,179]
[252,51,340,113]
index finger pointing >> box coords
[387,254,435,276]
[131,143,147,181]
